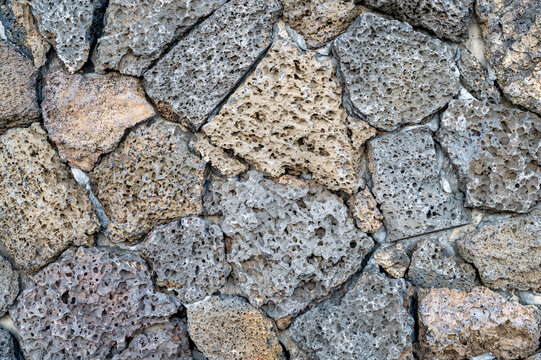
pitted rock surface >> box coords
[0,124,99,272]
[373,242,410,278]
[437,99,541,213]
[457,46,501,103]
[205,171,374,319]
[42,68,155,171]
[347,187,383,233]
[289,267,414,359]
[193,135,247,177]
[187,295,284,360]
[94,0,226,76]
[0,328,18,360]
[0,255,18,317]
[418,287,541,360]
[92,119,206,243]
[11,246,179,360]
[133,217,231,304]
[143,0,281,130]
[367,126,470,241]
[332,14,460,131]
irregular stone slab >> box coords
[289,267,414,359]
[458,209,541,291]
[333,14,460,131]
[143,0,281,130]
[0,40,40,132]
[92,119,206,243]
[94,0,226,76]
[476,0,541,114]
[0,256,18,317]
[42,68,155,171]
[437,99,541,213]
[347,187,383,233]
[367,126,470,241]
[205,171,374,319]
[187,295,283,360]
[132,217,231,304]
[373,242,410,278]
[457,46,501,103]
[0,124,99,272]
[418,287,541,360]
[0,328,18,360]
[193,135,247,177]
[11,247,179,360]
[203,39,370,193]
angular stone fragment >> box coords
[0,124,99,272]
[289,267,414,359]
[476,0,541,114]
[373,242,410,278]
[42,68,155,171]
[132,217,231,304]
[437,99,541,213]
[187,295,284,360]
[94,0,226,76]
[11,247,179,360]
[457,46,501,103]
[528,353,541,360]
[205,171,374,319]
[418,287,541,360]
[347,187,383,233]
[0,328,18,360]
[333,14,460,131]
[193,135,247,177]
[457,209,541,292]
[0,256,18,317]
[367,126,470,241]
[92,119,206,243]
[143,0,281,130]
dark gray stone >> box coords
[457,46,501,103]
[0,328,18,360]
[0,255,18,317]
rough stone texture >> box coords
[373,242,410,278]
[476,0,541,115]
[193,135,247,177]
[457,209,541,292]
[132,216,231,304]
[0,124,99,272]
[0,328,18,360]
[203,39,370,193]
[42,68,155,171]
[289,267,414,360]
[367,126,470,241]
[187,295,284,360]
[437,99,541,213]
[528,353,541,360]
[457,46,501,103]
[347,187,383,233]
[143,0,282,130]
[0,40,40,133]
[94,0,226,76]
[418,287,541,360]
[92,119,206,243]
[205,171,374,319]
[0,255,18,317]
[333,14,460,131]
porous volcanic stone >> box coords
[457,46,501,103]
[143,0,281,130]
[42,67,155,171]
[205,171,374,319]
[373,242,410,278]
[0,124,99,272]
[92,119,206,243]
[418,287,541,360]
[193,135,247,177]
[437,99,541,213]
[187,295,284,360]
[0,328,18,360]
[11,247,179,360]
[347,187,383,233]
[289,267,414,359]
[333,14,460,131]
[133,217,231,304]
[367,126,470,241]
[0,255,18,317]
[94,0,226,76]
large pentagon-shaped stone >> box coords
[205,171,374,319]
[0,255,18,317]
[143,0,281,130]
[0,124,99,272]
[437,99,541,213]
[457,46,501,103]
[0,328,18,360]
[333,14,460,131]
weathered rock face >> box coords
[143,0,281,130]
[437,99,541,213]
[347,187,383,233]
[205,171,374,319]
[133,217,231,304]
[333,14,460,131]
[42,68,155,171]
[373,242,410,278]
[0,124,99,272]
[418,287,541,360]
[0,328,18,360]
[193,135,247,177]
[94,0,226,76]
[187,295,284,360]
[476,0,541,114]
[0,255,18,317]
[92,119,206,243]
[458,209,541,292]
[289,267,414,359]
[11,247,179,360]
[457,46,501,103]
[0,40,40,133]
